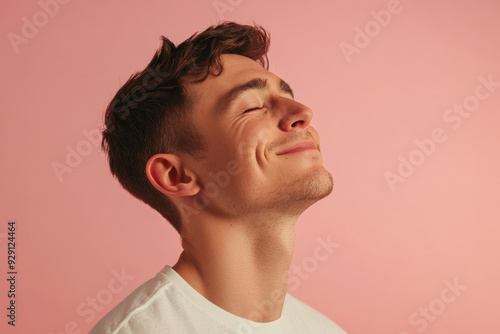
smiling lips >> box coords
[276,141,318,155]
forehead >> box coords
[183,54,278,112]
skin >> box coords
[145,54,334,322]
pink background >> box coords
[1,0,499,333]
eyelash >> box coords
[243,106,263,113]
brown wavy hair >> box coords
[101,22,270,232]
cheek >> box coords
[230,121,268,153]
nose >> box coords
[278,98,313,132]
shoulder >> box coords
[89,266,173,334]
[284,293,348,334]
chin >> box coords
[266,167,334,215]
[303,167,334,201]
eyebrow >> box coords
[217,77,294,112]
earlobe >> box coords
[145,154,200,197]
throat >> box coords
[173,218,296,322]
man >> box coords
[91,22,346,333]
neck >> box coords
[173,213,298,322]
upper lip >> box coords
[276,141,317,155]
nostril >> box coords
[291,120,303,127]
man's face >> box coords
[181,54,333,219]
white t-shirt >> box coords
[90,265,347,334]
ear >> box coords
[145,153,201,197]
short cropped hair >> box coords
[101,22,270,232]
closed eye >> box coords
[243,106,263,113]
